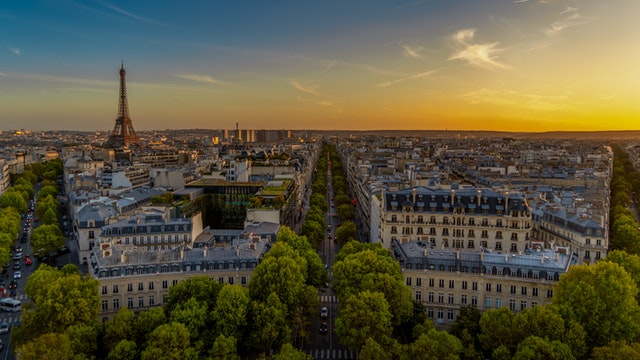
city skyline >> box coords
[1,0,638,132]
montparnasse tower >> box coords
[106,62,140,148]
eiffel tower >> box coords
[107,62,141,148]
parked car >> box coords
[12,262,20,270]
[0,322,9,334]
[320,322,328,334]
[24,257,32,266]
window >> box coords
[428,292,434,302]
[485,297,492,308]
[113,299,120,310]
[439,279,445,288]
[449,280,455,289]
[406,277,412,286]
[547,289,553,298]
[486,283,491,292]
[520,301,527,310]
[495,242,502,251]
[172,280,179,286]
[416,291,422,301]
[532,287,538,297]
[101,286,107,295]
[127,298,134,309]
[472,282,478,291]
[472,296,478,307]
[438,293,444,303]
[416,278,422,286]
[521,287,527,295]
[461,295,467,305]
[218,277,224,284]
[437,309,444,321]
[149,282,154,290]
[162,280,168,289]
[509,299,516,311]
[138,297,144,307]
[163,294,168,303]
[429,278,435,287]
[89,230,95,239]
[531,301,538,307]
[138,283,144,291]
[448,294,454,304]
[428,308,434,319]
[101,300,108,311]
[496,284,502,293]
[447,310,455,321]
[496,231,503,239]
[229,277,234,285]
[462,281,468,290]
[596,252,601,260]
[149,296,155,307]
[495,298,502,308]
[510,285,516,294]
[127,283,133,292]
[112,285,119,294]
[241,276,247,285]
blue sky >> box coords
[1,0,639,131]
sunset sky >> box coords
[1,0,638,132]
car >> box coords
[13,271,21,280]
[320,322,328,334]
[12,262,20,270]
[321,306,328,318]
[12,253,21,261]
[58,246,70,256]
[9,289,16,298]
[0,322,8,334]
[14,247,22,254]
[24,258,32,266]
[8,280,16,290]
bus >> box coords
[0,298,21,312]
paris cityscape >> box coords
[2,1,640,359]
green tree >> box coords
[16,333,74,360]
[140,322,198,360]
[359,338,392,360]
[0,190,27,213]
[335,220,356,244]
[30,224,65,256]
[336,204,355,222]
[19,169,38,184]
[103,308,138,351]
[511,336,574,360]
[37,185,58,202]
[605,250,640,302]
[210,334,240,360]
[411,329,463,360]
[273,343,313,360]
[42,207,58,225]
[335,291,393,351]
[591,340,640,360]
[248,243,307,315]
[165,276,222,315]
[169,297,209,346]
[109,340,138,360]
[213,285,250,340]
[553,261,640,348]
[135,307,167,344]
[301,220,324,248]
[13,183,34,201]
[478,308,516,355]
[14,265,99,347]
[246,293,290,355]
[36,194,58,219]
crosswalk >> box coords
[318,295,338,303]
[0,314,21,325]
[308,349,357,359]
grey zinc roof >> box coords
[76,202,119,224]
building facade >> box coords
[380,186,532,254]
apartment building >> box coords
[92,235,269,320]
[395,240,572,327]
[379,186,532,254]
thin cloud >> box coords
[8,47,20,55]
[99,1,160,24]
[449,29,509,69]
[290,81,321,96]
[513,0,528,3]
[543,7,594,36]
[400,44,424,59]
[176,74,233,86]
[376,68,442,88]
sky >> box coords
[1,0,639,132]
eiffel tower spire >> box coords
[107,62,140,148]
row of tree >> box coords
[328,145,357,244]
[609,144,640,254]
